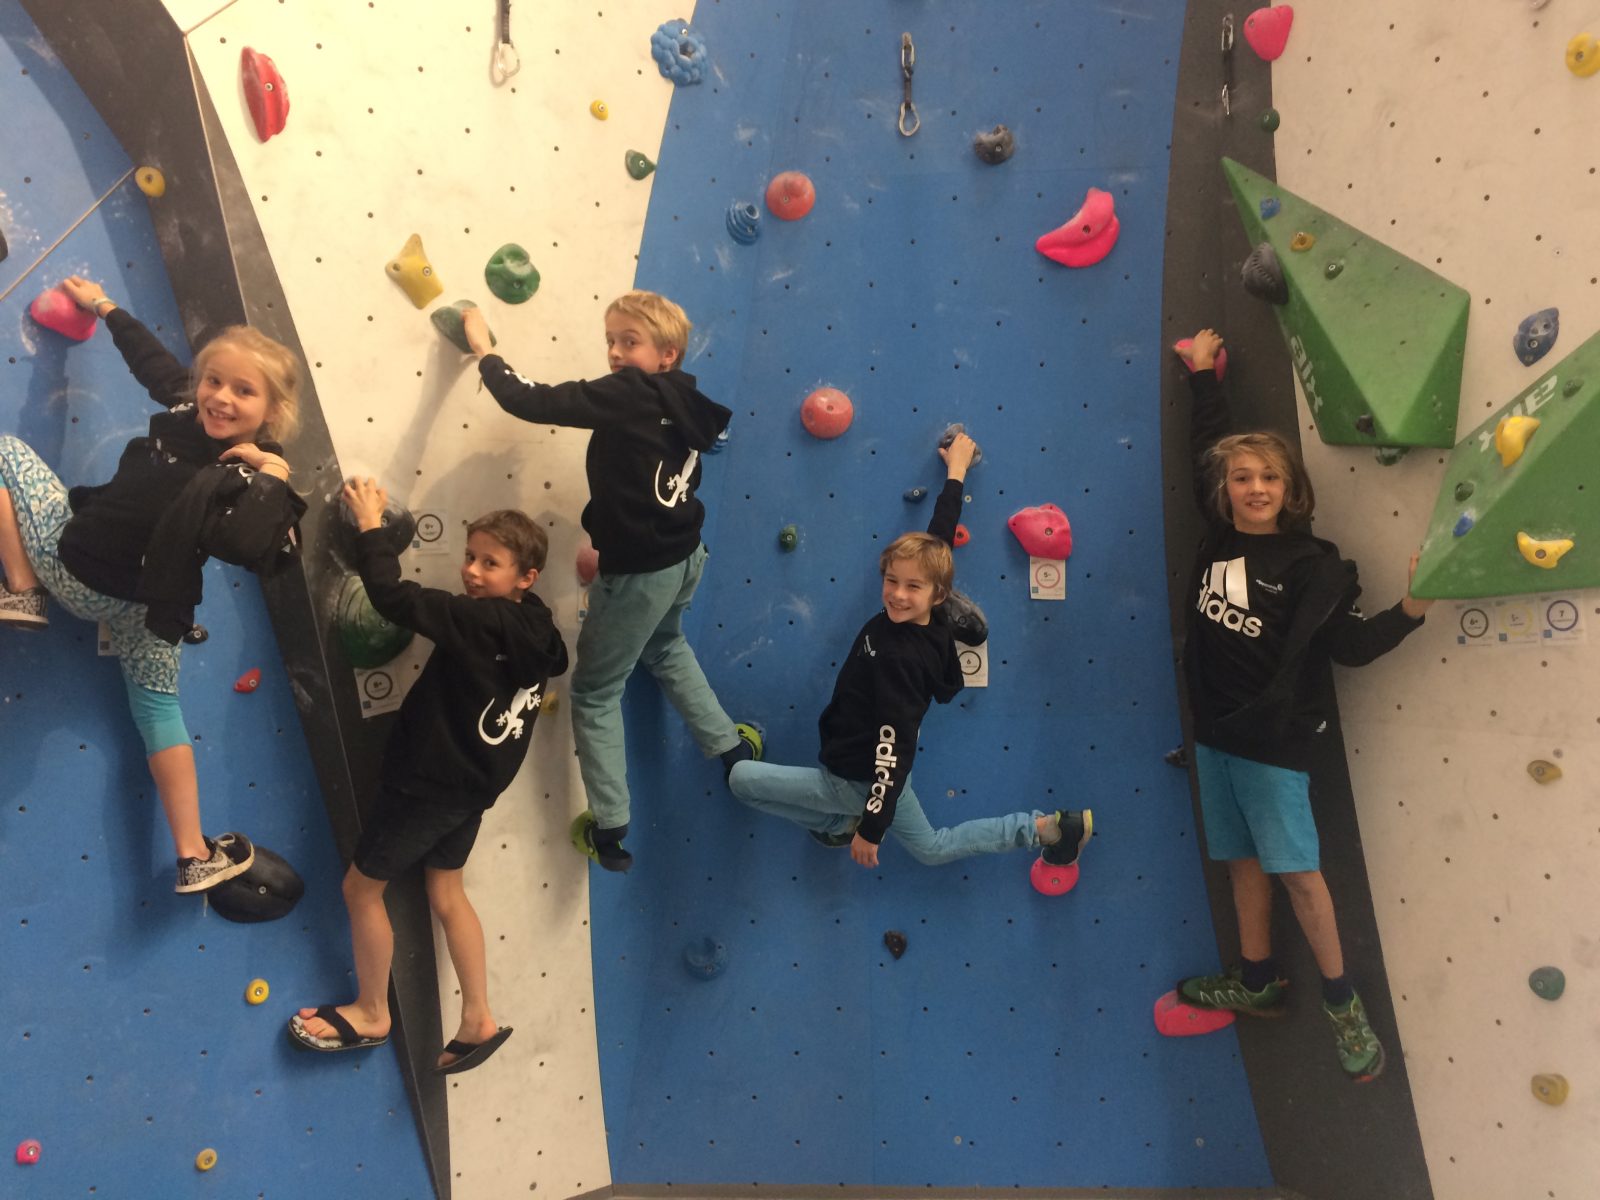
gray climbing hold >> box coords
[903,486,928,502]
[726,199,762,245]
[1240,241,1289,305]
[938,422,983,465]
[972,124,1015,165]
[1514,307,1559,367]
[683,936,727,979]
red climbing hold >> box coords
[1035,187,1120,267]
[800,387,853,439]
[29,287,97,341]
[234,668,262,693]
[1242,5,1294,62]
[1008,504,1073,560]
[15,1139,41,1165]
[576,544,600,585]
[1029,856,1079,896]
[241,47,290,142]
[953,524,971,548]
[765,171,816,221]
[1153,990,1237,1037]
[1173,338,1228,380]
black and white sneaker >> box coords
[0,585,48,628]
[1040,810,1093,867]
[176,832,255,893]
[809,817,860,849]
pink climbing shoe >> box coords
[1035,187,1120,267]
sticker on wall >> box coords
[1493,597,1541,645]
[410,510,449,555]
[1453,603,1492,647]
[957,640,989,688]
[1029,557,1066,600]
[1539,593,1584,642]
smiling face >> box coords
[881,556,941,626]
[1225,450,1287,534]
[460,530,538,600]
[605,310,679,374]
[195,345,276,444]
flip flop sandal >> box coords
[287,1005,389,1052]
[435,1026,513,1075]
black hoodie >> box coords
[478,358,732,575]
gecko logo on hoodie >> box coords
[864,724,898,814]
[1197,557,1263,638]
[478,683,544,746]
[653,448,700,508]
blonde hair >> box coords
[1206,431,1316,527]
[192,326,303,444]
[606,290,691,360]
[879,532,954,604]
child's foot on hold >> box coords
[809,816,860,849]
[291,1003,390,1049]
[0,584,48,628]
[1038,809,1092,866]
[437,1014,500,1071]
[720,721,764,780]
[1324,991,1386,1082]
[1178,965,1288,1016]
[571,811,633,873]
[175,832,255,893]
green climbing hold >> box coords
[1223,157,1468,450]
[1259,108,1280,132]
[1563,377,1584,397]
[484,244,539,304]
[1324,259,1345,280]
[1528,966,1566,1000]
[777,524,798,552]
[625,150,656,180]
[335,575,413,669]
[430,300,496,354]
[1454,480,1475,503]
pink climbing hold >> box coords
[1242,5,1294,62]
[15,1139,41,1165]
[800,387,853,439]
[952,524,970,548]
[1173,338,1228,381]
[1029,855,1079,896]
[1008,504,1073,560]
[1154,990,1237,1037]
[765,171,816,222]
[1035,187,1120,267]
[576,544,600,585]
[29,287,97,341]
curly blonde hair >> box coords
[1206,431,1316,528]
[192,326,303,444]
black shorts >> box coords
[352,790,485,881]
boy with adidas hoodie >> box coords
[462,293,759,873]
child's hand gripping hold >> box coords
[461,307,495,358]
[343,477,390,534]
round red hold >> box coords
[765,171,816,221]
[953,524,971,548]
[16,1139,41,1165]
[1029,855,1079,896]
[234,668,262,693]
[800,387,853,439]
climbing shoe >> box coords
[810,816,860,849]
[721,721,765,780]
[0,584,48,628]
[176,832,255,894]
[1324,991,1386,1082]
[1177,965,1288,1016]
[570,811,632,873]
[1040,809,1092,866]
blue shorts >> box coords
[1193,744,1318,873]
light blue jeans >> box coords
[728,760,1043,866]
[572,543,739,830]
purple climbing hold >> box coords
[651,19,706,86]
[726,200,761,245]
[1259,196,1281,220]
[1514,307,1559,367]
[1240,241,1289,305]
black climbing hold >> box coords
[0,226,8,264]
[935,589,987,646]
[1514,307,1560,367]
[1354,414,1375,436]
[1163,745,1188,769]
[207,846,305,923]
[340,494,416,559]
[1324,259,1345,280]
[683,936,727,979]
[1563,377,1585,398]
[903,487,928,502]
[183,625,209,645]
[1454,480,1475,503]
[883,930,907,959]
[1240,241,1289,305]
[972,124,1015,165]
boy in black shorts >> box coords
[290,479,568,1074]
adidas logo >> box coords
[1197,557,1263,638]
[865,724,898,815]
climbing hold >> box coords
[705,422,731,456]
[903,487,928,503]
[940,589,988,645]
[431,300,495,354]
[233,668,262,693]
[1259,108,1281,132]
[1030,855,1079,896]
[1008,504,1074,560]
[1242,5,1294,61]
[1354,414,1376,437]
[0,226,7,264]
[1528,966,1566,999]
[1173,338,1229,380]
[726,200,762,245]
[135,166,166,198]
[386,234,443,308]
[938,422,983,466]
[1494,414,1540,467]
[1566,33,1600,77]
[777,524,798,552]
[245,978,270,1005]
[1289,230,1315,252]
[15,1140,41,1165]
[1517,531,1573,569]
[1531,1074,1569,1105]
[800,387,853,439]
[208,846,305,923]
[1035,186,1120,267]
[1324,259,1345,280]
[1154,990,1237,1037]
[576,544,599,585]
[1452,514,1474,537]
[765,171,816,221]
[1453,480,1475,502]
[184,625,209,645]
[1527,759,1562,784]
[1563,377,1585,397]
[196,1148,218,1172]
[1373,445,1407,467]
[240,47,289,141]
[1514,308,1559,367]
[484,244,539,304]
[335,574,414,669]
[883,930,907,960]
[589,98,609,120]
[953,524,971,548]
[973,124,1015,164]
[651,19,707,86]
[1240,241,1289,305]
[339,491,416,560]
[683,936,727,979]
[1259,197,1281,220]
[625,150,656,180]
[1164,745,1188,769]
[543,687,560,715]
[29,287,98,341]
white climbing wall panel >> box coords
[1270,7,1599,1198]
[174,1,696,1193]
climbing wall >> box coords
[1261,7,1600,1198]
[0,6,432,1198]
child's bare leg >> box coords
[0,488,40,591]
[426,867,497,1066]
[147,744,210,862]
[1280,869,1345,978]
[1228,857,1274,961]
[298,866,393,1039]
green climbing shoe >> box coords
[1324,991,1386,1082]
[1177,965,1288,1016]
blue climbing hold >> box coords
[651,20,706,86]
[683,936,728,980]
[704,422,731,456]
[1453,513,1474,537]
[1259,197,1281,220]
[726,200,762,245]
[903,486,928,502]
[1514,307,1560,367]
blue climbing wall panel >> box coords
[0,9,431,1197]
[594,0,1272,1190]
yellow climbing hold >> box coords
[195,1148,219,1171]
[245,978,270,1005]
[1531,1074,1569,1106]
[1289,231,1315,252]
[1527,759,1562,784]
[135,167,166,198]
[590,99,609,120]
[385,233,443,308]
[543,687,560,715]
[1517,531,1573,570]
[1566,33,1600,77]
[1494,414,1540,467]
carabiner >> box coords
[898,32,920,136]
[1219,13,1235,116]
[491,0,521,85]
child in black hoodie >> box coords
[728,432,1091,871]
[290,483,567,1074]
[463,292,758,873]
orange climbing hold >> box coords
[765,171,816,221]
[1035,187,1120,267]
[234,668,262,693]
[800,387,853,439]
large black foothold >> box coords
[1240,241,1289,305]
[883,930,907,959]
[207,846,305,923]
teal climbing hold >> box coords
[1259,108,1281,132]
[1528,966,1566,1000]
[335,575,413,669]
[625,149,656,180]
[485,244,539,304]
[431,300,496,353]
